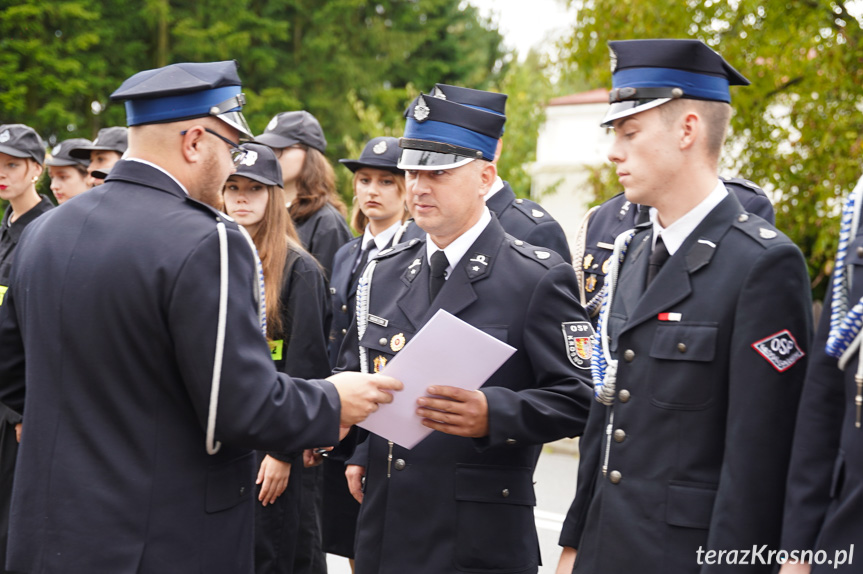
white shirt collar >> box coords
[125,157,190,196]
[362,220,401,258]
[483,175,505,202]
[650,180,728,256]
[425,207,492,277]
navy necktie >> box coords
[429,250,448,303]
[350,241,371,287]
[646,235,670,286]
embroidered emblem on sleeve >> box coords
[751,330,805,372]
[562,321,595,370]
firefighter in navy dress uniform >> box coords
[555,40,812,574]
[432,83,572,264]
[779,176,863,574]
[336,91,593,574]
[0,61,400,574]
[574,176,775,325]
[323,136,411,564]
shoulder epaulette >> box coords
[508,235,561,268]
[732,212,789,247]
[372,237,422,260]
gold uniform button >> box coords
[623,349,635,362]
[393,459,406,471]
[379,337,388,346]
[618,389,631,403]
[341,304,348,312]
[609,470,622,484]
[613,429,626,443]
[677,342,687,353]
[501,488,510,498]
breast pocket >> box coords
[648,323,718,409]
[359,322,415,372]
[453,464,537,573]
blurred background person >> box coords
[257,111,351,281]
[0,123,50,574]
[68,126,128,186]
[222,142,332,574]
[46,138,93,204]
[322,136,408,570]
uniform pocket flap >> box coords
[206,452,254,513]
[666,482,717,529]
[650,324,717,362]
[359,322,414,354]
[455,464,535,506]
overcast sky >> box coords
[466,0,576,57]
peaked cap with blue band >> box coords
[398,93,506,170]
[432,84,507,137]
[602,39,750,127]
[110,60,252,138]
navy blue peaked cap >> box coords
[340,137,402,174]
[398,94,506,170]
[603,39,749,126]
[432,84,507,137]
[110,61,252,138]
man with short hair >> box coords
[556,39,812,574]
[0,60,400,574]
[338,91,593,574]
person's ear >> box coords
[180,126,206,163]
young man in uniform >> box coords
[0,60,400,574]
[337,91,593,574]
[556,39,812,574]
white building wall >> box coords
[530,101,615,250]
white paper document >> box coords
[357,309,517,449]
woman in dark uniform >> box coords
[322,136,409,569]
[256,111,351,281]
[222,143,332,574]
[0,123,51,574]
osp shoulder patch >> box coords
[751,329,805,372]
[562,321,595,370]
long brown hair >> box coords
[288,145,347,222]
[349,170,409,234]
[228,182,302,340]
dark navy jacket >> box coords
[337,217,592,574]
[0,160,341,574]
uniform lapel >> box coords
[397,251,432,331]
[621,194,741,331]
[345,241,362,299]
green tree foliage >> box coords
[0,0,505,208]
[561,0,863,295]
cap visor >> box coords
[397,149,475,171]
[0,145,32,160]
[230,172,283,188]
[90,169,110,180]
[339,159,403,174]
[218,111,253,140]
[601,98,671,127]
[254,132,300,150]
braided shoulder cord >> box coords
[827,176,863,360]
[356,259,379,374]
[592,228,637,405]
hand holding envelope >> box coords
[357,310,516,449]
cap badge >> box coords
[241,150,258,166]
[432,86,447,100]
[390,333,406,352]
[414,95,430,122]
[759,228,777,239]
[373,140,388,155]
[266,117,278,131]
[52,144,62,155]
[0,130,9,143]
